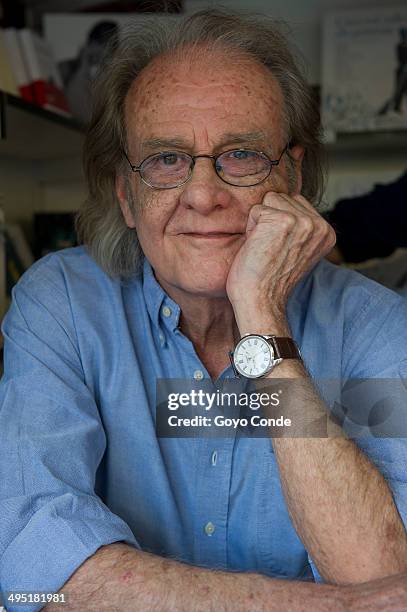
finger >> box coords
[262,194,324,247]
[262,192,319,224]
[245,203,296,234]
[274,193,334,245]
[293,194,323,217]
[278,192,321,218]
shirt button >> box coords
[194,370,204,380]
[162,306,172,318]
[211,451,218,466]
[204,521,216,536]
[158,332,165,347]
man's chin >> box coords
[164,275,230,300]
[181,277,230,299]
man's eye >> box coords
[232,150,249,160]
[161,153,178,165]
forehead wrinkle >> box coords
[141,137,189,151]
[125,57,287,158]
[139,130,271,156]
[218,130,268,145]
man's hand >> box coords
[226,192,336,318]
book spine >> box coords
[3,27,34,101]
[32,80,70,114]
[18,28,70,114]
[0,27,18,95]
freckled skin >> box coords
[117,51,300,299]
[119,570,134,583]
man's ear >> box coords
[287,144,305,196]
[116,174,137,229]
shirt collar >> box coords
[142,257,181,333]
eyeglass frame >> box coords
[122,143,290,189]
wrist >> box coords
[233,307,290,337]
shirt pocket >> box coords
[256,448,310,579]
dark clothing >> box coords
[326,172,407,263]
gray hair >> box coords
[76,8,326,279]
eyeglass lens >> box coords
[140,150,271,188]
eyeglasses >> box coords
[123,145,289,189]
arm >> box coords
[47,542,346,612]
[0,259,139,612]
[227,192,407,585]
[236,309,407,585]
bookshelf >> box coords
[0,89,84,159]
[0,88,85,227]
[326,130,407,158]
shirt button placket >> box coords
[162,306,172,318]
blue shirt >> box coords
[1,246,407,611]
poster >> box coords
[321,6,407,135]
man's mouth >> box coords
[182,232,244,238]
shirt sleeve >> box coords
[0,260,140,612]
[307,555,323,583]
[341,289,407,535]
[309,285,407,583]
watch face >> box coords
[233,335,274,378]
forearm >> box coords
[236,310,407,584]
[272,361,407,583]
[46,543,344,612]
[344,571,407,611]
[273,417,407,583]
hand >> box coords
[226,192,336,319]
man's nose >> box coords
[178,157,232,213]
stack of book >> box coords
[0,26,70,115]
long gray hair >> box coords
[76,8,326,279]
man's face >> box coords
[117,50,303,298]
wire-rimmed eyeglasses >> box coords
[122,145,289,189]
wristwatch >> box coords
[229,334,301,379]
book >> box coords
[321,6,407,137]
[18,28,70,115]
[0,27,18,95]
[2,27,34,101]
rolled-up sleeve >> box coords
[308,290,407,583]
[0,263,139,611]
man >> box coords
[1,9,407,611]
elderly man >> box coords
[1,9,407,611]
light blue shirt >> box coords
[1,246,407,611]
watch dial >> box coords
[234,336,273,377]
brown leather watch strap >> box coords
[270,336,301,360]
